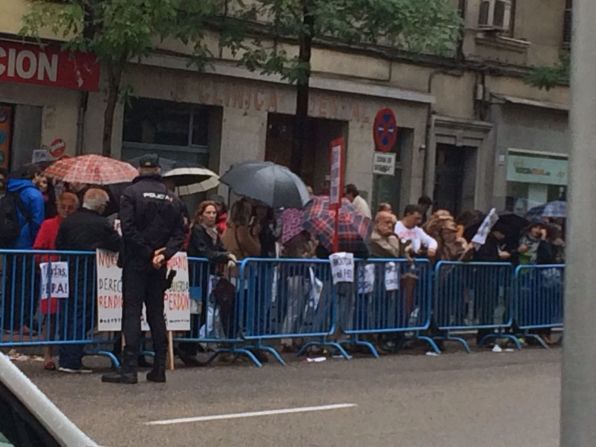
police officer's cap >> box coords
[139,153,160,168]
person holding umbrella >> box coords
[102,154,185,384]
[222,198,262,259]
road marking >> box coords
[145,403,357,426]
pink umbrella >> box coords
[44,154,138,185]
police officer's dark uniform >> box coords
[102,154,185,384]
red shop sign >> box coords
[0,40,100,91]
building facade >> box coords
[0,0,571,215]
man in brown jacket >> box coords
[369,211,400,258]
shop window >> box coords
[122,98,212,166]
[505,150,567,215]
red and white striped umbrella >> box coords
[44,154,138,185]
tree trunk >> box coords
[102,62,123,157]
[290,0,314,175]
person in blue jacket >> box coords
[6,165,45,249]
[3,164,44,333]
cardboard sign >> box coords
[472,208,499,248]
[162,252,191,331]
[96,250,191,332]
[96,250,123,331]
[384,262,400,291]
[39,262,69,299]
[329,252,354,284]
[357,264,376,294]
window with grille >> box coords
[562,0,572,48]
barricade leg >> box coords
[339,335,380,358]
[519,331,550,350]
[415,334,442,354]
[296,337,352,360]
[432,333,471,353]
[206,344,263,368]
[241,342,286,366]
[478,332,522,350]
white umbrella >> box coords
[162,166,219,196]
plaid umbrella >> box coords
[281,208,305,244]
[527,200,566,219]
[44,155,138,185]
[303,196,372,254]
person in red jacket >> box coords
[33,192,79,370]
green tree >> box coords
[525,53,570,91]
[224,0,462,173]
[21,0,219,156]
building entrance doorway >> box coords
[265,113,347,194]
[433,143,477,216]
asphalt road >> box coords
[19,348,561,447]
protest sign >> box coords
[384,262,400,291]
[163,252,190,331]
[96,250,123,331]
[329,252,354,284]
[39,261,69,299]
[96,249,190,331]
[357,264,375,294]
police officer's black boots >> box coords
[146,353,166,383]
[101,352,138,384]
[146,365,166,383]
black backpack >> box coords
[0,192,30,248]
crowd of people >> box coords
[0,161,566,379]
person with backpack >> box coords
[0,164,45,333]
[2,165,45,249]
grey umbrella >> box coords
[220,161,311,208]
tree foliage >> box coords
[525,53,570,91]
[21,0,220,155]
[223,0,462,172]
[224,0,463,84]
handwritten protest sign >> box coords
[329,252,354,284]
[39,262,69,299]
[162,252,190,331]
[384,262,400,291]
[96,250,123,331]
[357,264,375,294]
[96,250,190,331]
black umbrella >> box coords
[463,211,528,251]
[220,161,311,209]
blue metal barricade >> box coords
[513,264,564,349]
[0,249,118,365]
[174,257,270,367]
[340,258,439,357]
[237,257,350,364]
[433,261,520,352]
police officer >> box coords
[102,154,185,384]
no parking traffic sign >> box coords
[373,108,398,153]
